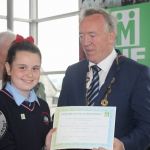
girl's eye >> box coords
[20,67,25,70]
[33,67,39,71]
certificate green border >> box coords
[51,106,116,149]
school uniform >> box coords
[0,82,52,150]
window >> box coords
[38,0,79,18]
[0,0,6,16]
[14,21,29,37]
[38,16,79,72]
[14,0,29,19]
[0,19,7,32]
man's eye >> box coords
[79,35,84,39]
[90,34,96,38]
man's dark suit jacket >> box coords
[58,50,150,150]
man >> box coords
[57,8,150,150]
[0,30,16,89]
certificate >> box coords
[51,106,116,150]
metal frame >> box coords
[0,0,80,75]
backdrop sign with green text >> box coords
[109,3,150,66]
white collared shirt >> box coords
[86,48,117,90]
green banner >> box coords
[109,3,150,66]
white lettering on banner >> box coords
[131,48,145,61]
[122,48,145,61]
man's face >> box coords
[79,14,115,64]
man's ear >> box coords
[108,31,116,45]
[5,62,11,76]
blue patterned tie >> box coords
[86,65,101,106]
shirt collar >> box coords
[89,48,117,72]
[5,82,40,106]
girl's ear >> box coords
[5,62,11,76]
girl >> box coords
[0,34,54,150]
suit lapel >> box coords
[77,59,88,106]
[94,60,118,106]
[94,50,125,106]
[78,50,125,106]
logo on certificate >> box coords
[0,111,7,139]
[104,112,109,117]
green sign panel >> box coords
[109,3,150,66]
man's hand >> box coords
[113,138,124,150]
[92,138,124,150]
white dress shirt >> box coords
[86,48,117,90]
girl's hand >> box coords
[45,128,56,150]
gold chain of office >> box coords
[86,54,125,106]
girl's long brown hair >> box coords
[2,40,41,88]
